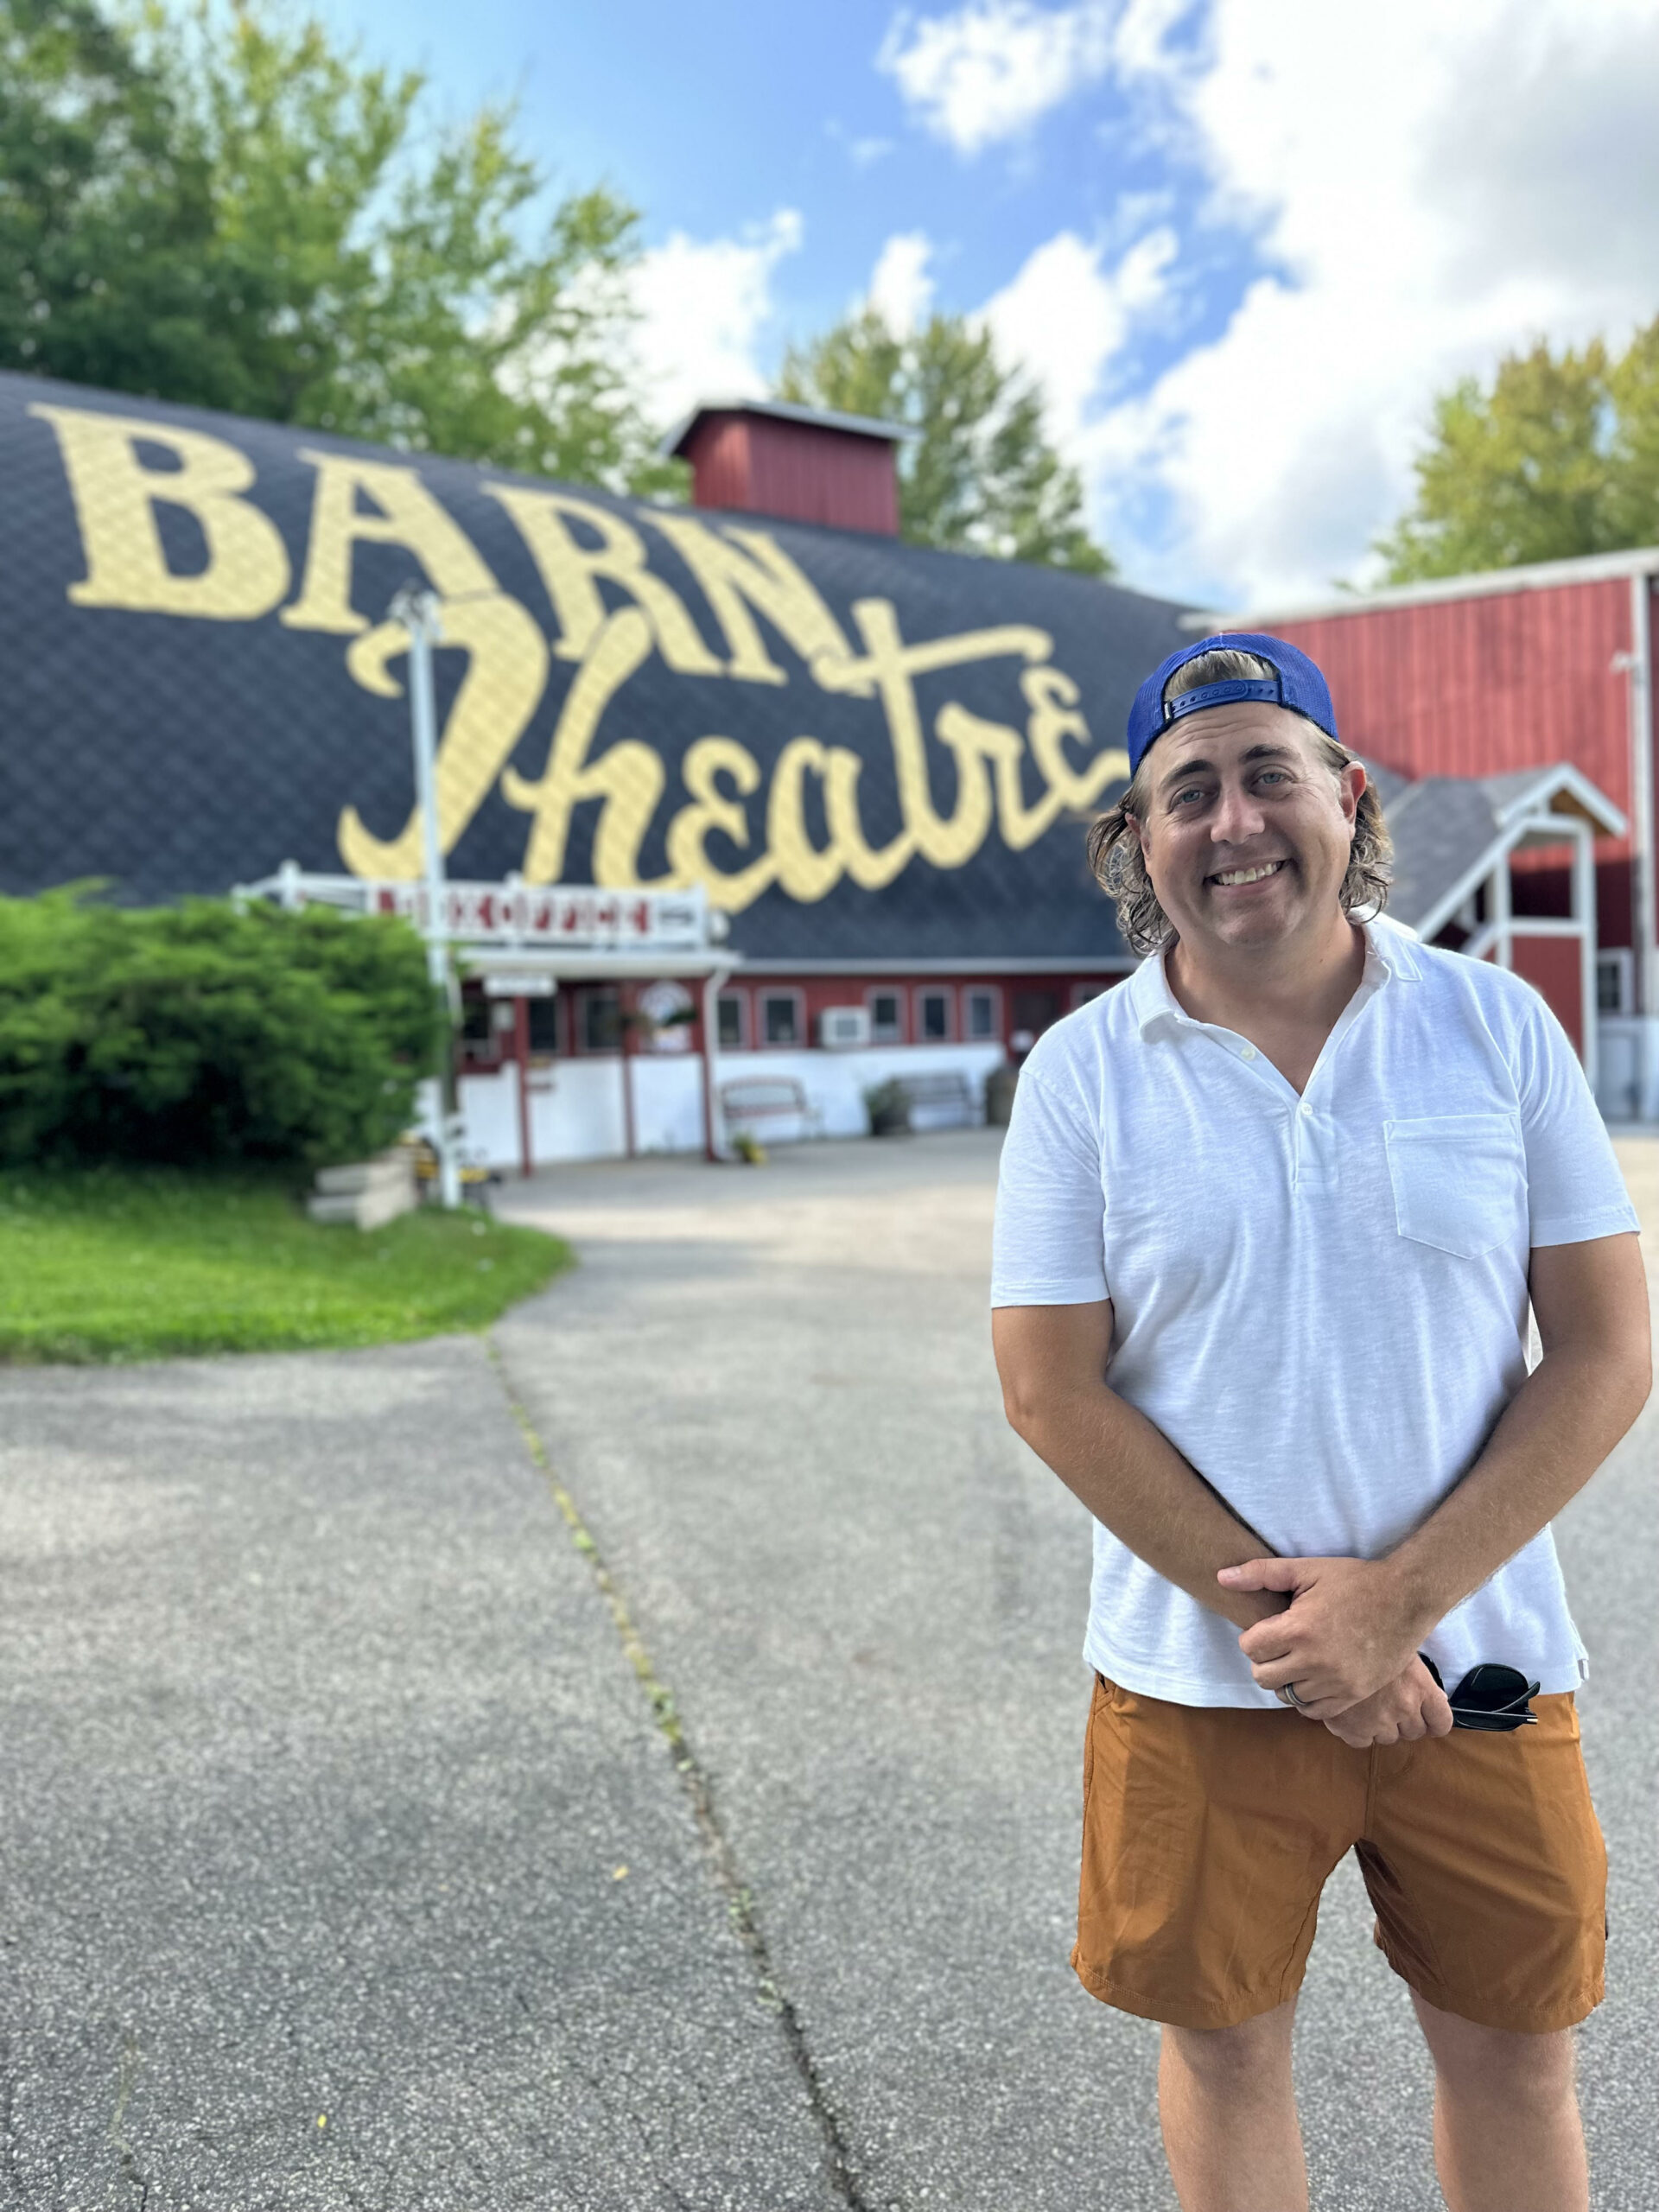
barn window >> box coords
[717,991,748,1048]
[761,991,801,1046]
[582,988,620,1052]
[527,995,563,1054]
[917,987,952,1041]
[868,989,903,1042]
[1598,950,1633,1014]
[963,987,999,1039]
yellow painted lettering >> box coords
[30,403,290,620]
[664,738,778,911]
[932,703,1062,852]
[766,739,843,902]
[817,600,1052,868]
[821,748,914,890]
[482,484,721,674]
[1022,666,1127,809]
[500,608,664,886]
[645,515,853,686]
[283,452,498,636]
[336,592,550,878]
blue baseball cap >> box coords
[1126,632,1339,777]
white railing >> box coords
[236,861,722,953]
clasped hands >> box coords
[1217,1555,1454,1748]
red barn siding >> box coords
[1271,580,1635,837]
[680,410,900,534]
[1510,937,1584,1052]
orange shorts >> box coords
[1075,1673,1606,2034]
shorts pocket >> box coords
[1383,1112,1525,1260]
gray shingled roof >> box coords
[1363,762,1617,937]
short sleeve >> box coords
[1514,992,1641,1246]
[990,1064,1109,1306]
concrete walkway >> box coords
[1,1131,1653,2209]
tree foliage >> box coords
[0,0,680,488]
[1376,321,1659,582]
[777,308,1113,575]
[0,891,441,1166]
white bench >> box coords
[896,1070,977,1131]
[718,1076,823,1144]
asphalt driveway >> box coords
[2,1128,1654,2210]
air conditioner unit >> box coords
[817,1006,872,1049]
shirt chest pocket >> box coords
[1383,1112,1527,1260]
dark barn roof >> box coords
[0,371,1191,965]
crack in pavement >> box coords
[107,2028,150,2209]
[486,1335,874,2212]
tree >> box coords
[777,307,1113,575]
[0,0,680,490]
[1376,321,1659,582]
[0,888,439,1166]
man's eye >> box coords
[1172,786,1204,807]
[1257,770,1289,787]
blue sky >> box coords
[319,1,1659,610]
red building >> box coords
[1202,552,1657,1118]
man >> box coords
[989,633,1650,2212]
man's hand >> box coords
[1219,1555,1429,1717]
[1305,1656,1454,1748]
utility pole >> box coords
[390,584,462,1208]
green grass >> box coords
[0,1166,573,1363]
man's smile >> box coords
[1206,858,1288,887]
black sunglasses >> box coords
[1421,1654,1539,1731]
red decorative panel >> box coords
[1510,936,1584,1054]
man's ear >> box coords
[1127,810,1150,858]
[1338,760,1366,825]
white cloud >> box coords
[628,211,804,430]
[878,0,1116,156]
[868,231,937,336]
[1085,0,1659,607]
[979,225,1176,443]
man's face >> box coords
[1131,702,1363,957]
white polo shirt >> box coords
[990,915,1639,1707]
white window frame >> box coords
[716,988,750,1050]
[962,984,1001,1042]
[759,987,806,1049]
[865,985,906,1044]
[914,984,954,1044]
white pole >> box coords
[1627,574,1656,1116]
[391,584,462,1209]
[1570,818,1599,1094]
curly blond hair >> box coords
[1086,648,1393,957]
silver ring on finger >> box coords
[1277,1681,1311,1709]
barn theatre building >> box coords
[0,368,1649,1164]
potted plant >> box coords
[863,1078,910,1136]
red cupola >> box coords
[664,398,907,537]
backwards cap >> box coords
[1126,632,1338,777]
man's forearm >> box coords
[1014,1385,1288,1630]
[1384,1334,1650,1637]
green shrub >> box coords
[0,890,442,1167]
